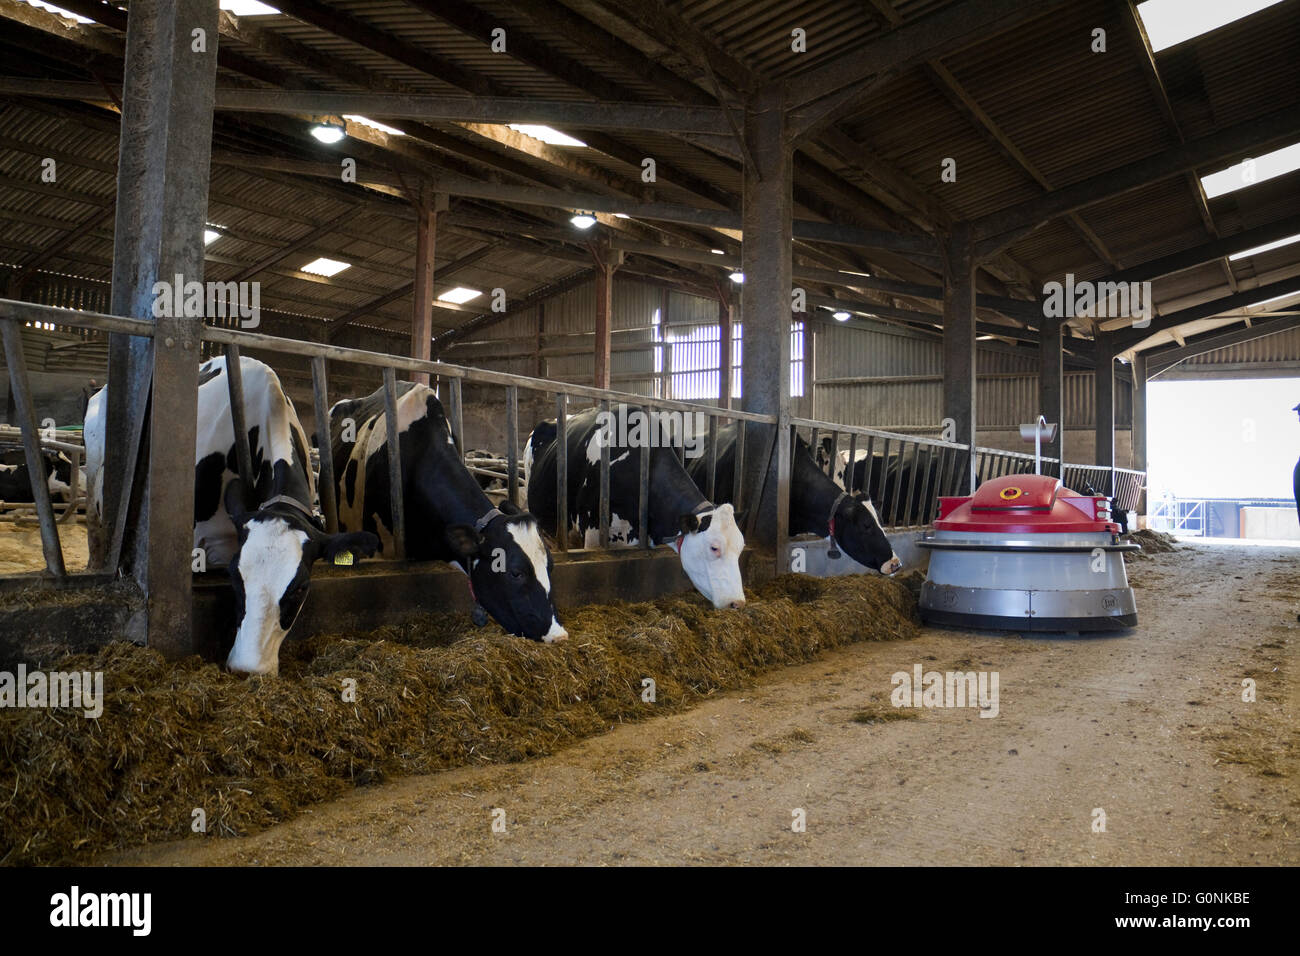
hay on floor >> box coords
[0,572,918,865]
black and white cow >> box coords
[686,423,902,575]
[329,382,566,643]
[0,448,77,504]
[84,357,379,675]
[524,405,747,609]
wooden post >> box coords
[1039,313,1064,476]
[104,0,220,654]
[311,355,338,533]
[943,223,977,493]
[740,84,793,554]
[411,191,446,386]
[1095,333,1117,496]
[592,239,623,390]
[1131,351,1148,515]
[718,291,733,410]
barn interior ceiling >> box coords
[1,0,1298,372]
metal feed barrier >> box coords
[0,298,778,579]
[0,424,86,525]
[1,297,1147,588]
[793,418,973,528]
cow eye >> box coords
[710,544,722,557]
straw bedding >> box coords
[0,572,918,864]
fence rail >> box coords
[1,297,1148,583]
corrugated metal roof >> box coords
[0,0,1295,367]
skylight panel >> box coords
[1136,0,1284,52]
[1201,142,1300,199]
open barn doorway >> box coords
[1147,376,1300,541]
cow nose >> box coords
[729,598,746,610]
[881,556,902,575]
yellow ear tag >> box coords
[333,550,354,566]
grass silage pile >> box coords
[1124,529,1180,561]
[0,573,918,864]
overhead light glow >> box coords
[729,272,744,284]
[220,1,281,15]
[310,122,346,144]
[710,249,725,255]
[437,287,482,305]
[508,125,587,148]
[1136,0,1284,53]
[1201,141,1300,199]
[613,213,630,219]
[833,311,851,322]
[570,213,597,229]
[1228,232,1300,261]
[302,257,350,277]
[343,115,404,137]
[203,229,221,245]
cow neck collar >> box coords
[260,493,315,522]
[826,490,850,541]
[666,503,715,553]
[463,507,507,615]
[474,507,504,533]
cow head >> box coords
[835,493,902,575]
[676,503,747,609]
[445,500,567,643]
[223,480,379,675]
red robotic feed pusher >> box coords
[918,474,1139,631]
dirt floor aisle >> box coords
[107,540,1298,866]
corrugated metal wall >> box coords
[445,279,1144,432]
[810,321,1132,431]
[1171,325,1300,371]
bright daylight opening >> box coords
[301,257,350,277]
[1136,0,1285,52]
[1147,376,1300,542]
[220,1,281,15]
[1200,142,1300,199]
[1229,233,1300,261]
[507,125,587,147]
[437,287,481,305]
[343,115,405,137]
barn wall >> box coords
[809,321,1135,452]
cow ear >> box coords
[224,478,250,524]
[678,513,700,535]
[445,524,485,559]
[498,498,522,516]
[317,531,380,565]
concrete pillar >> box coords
[411,192,446,386]
[1131,351,1148,512]
[1095,333,1116,495]
[104,0,220,655]
[943,223,977,492]
[740,85,793,550]
[1038,313,1064,476]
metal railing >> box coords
[792,418,973,528]
[0,299,778,575]
[1,297,1151,580]
[0,425,85,525]
[1149,498,1206,535]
